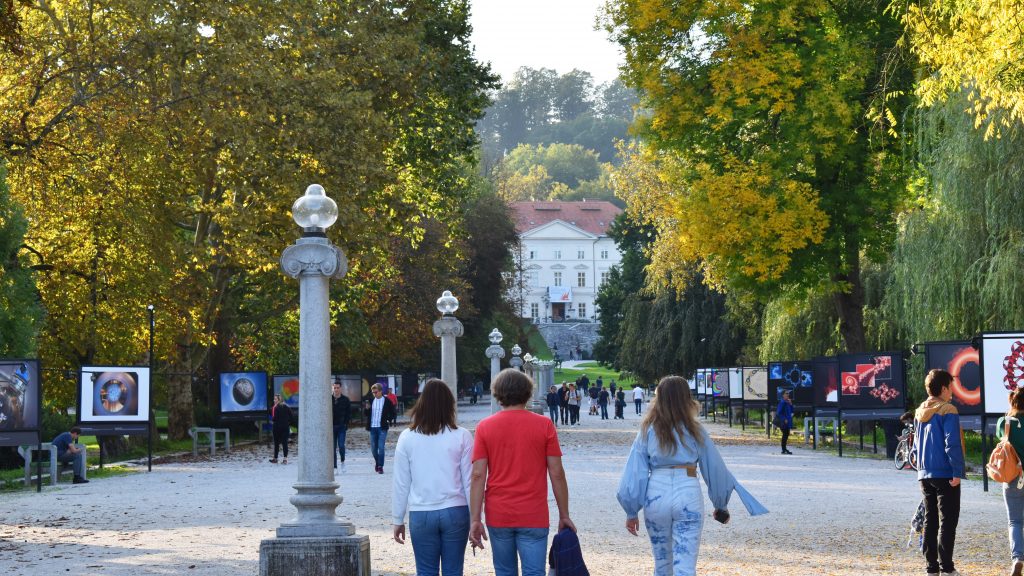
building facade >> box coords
[510,201,622,324]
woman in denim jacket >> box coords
[616,376,767,576]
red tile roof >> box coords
[511,201,622,236]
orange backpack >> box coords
[988,419,1023,484]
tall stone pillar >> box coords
[485,328,505,415]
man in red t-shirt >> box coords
[469,369,576,576]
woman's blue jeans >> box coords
[643,468,704,576]
[486,526,548,576]
[1005,479,1024,560]
[409,505,470,576]
[369,427,387,467]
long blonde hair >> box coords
[641,376,704,454]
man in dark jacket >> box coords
[914,369,965,576]
[546,385,560,425]
[270,394,292,464]
[364,383,396,474]
[332,379,351,472]
[598,387,610,420]
[558,382,570,425]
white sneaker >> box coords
[940,570,960,576]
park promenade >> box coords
[0,398,1010,575]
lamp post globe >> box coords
[488,328,503,345]
[291,184,338,232]
[436,290,459,315]
[511,344,522,357]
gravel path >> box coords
[0,400,1009,575]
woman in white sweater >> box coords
[392,378,474,576]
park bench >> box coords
[18,443,85,486]
[804,417,838,446]
[189,426,230,457]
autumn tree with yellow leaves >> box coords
[603,0,914,353]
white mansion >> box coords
[510,200,623,323]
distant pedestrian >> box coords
[558,382,570,426]
[332,380,351,472]
[546,385,560,425]
[914,369,965,576]
[632,385,646,415]
[598,387,610,420]
[469,369,576,576]
[596,376,604,390]
[588,384,600,416]
[776,390,793,455]
[996,386,1024,576]
[610,380,618,399]
[567,384,582,426]
[365,383,397,474]
[614,389,626,420]
[617,376,767,576]
[270,394,292,464]
[386,389,399,426]
[392,378,473,576]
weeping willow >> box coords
[885,92,1024,341]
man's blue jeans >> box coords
[333,424,347,467]
[487,526,548,576]
[57,448,86,478]
[1005,479,1024,561]
[369,427,387,468]
[548,406,558,424]
[409,505,470,576]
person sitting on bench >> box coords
[52,426,89,484]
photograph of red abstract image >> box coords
[838,353,903,409]
[924,341,981,414]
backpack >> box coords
[987,418,1024,485]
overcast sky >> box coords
[469,0,624,86]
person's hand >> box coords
[469,520,487,549]
[392,524,405,544]
[625,517,639,536]
[558,516,576,533]
[713,509,730,524]
[949,477,961,487]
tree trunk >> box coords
[832,251,866,354]
[167,372,194,440]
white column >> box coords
[485,344,505,414]
[433,317,463,400]
[277,237,350,537]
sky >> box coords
[469,0,625,86]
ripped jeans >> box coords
[643,468,705,576]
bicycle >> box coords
[895,422,918,471]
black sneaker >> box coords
[73,476,89,484]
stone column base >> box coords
[259,535,370,576]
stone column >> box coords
[433,316,463,400]
[261,236,369,576]
[485,344,505,414]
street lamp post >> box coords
[433,291,463,400]
[260,184,370,576]
[147,304,154,473]
[509,344,523,372]
[485,328,505,414]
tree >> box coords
[0,158,39,357]
[603,0,914,352]
[0,0,496,437]
[904,0,1024,138]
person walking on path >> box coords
[776,390,794,455]
[469,369,576,576]
[366,383,397,474]
[616,376,767,576]
[558,382,569,426]
[567,383,582,426]
[51,426,88,483]
[914,369,966,576]
[632,385,646,415]
[392,378,474,576]
[598,386,610,420]
[546,385,560,426]
[997,387,1024,576]
[270,394,292,464]
[589,384,600,416]
[332,380,351,472]
[614,388,626,420]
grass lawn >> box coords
[553,361,638,388]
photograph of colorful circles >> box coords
[219,372,268,414]
[924,341,981,415]
[79,367,150,423]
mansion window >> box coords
[554,250,562,260]
[579,303,587,318]
[554,272,562,286]
[577,250,585,259]
[600,250,608,259]
[577,272,586,287]
[601,271,611,285]
[531,303,540,319]
[528,250,535,259]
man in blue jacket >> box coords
[914,369,965,576]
